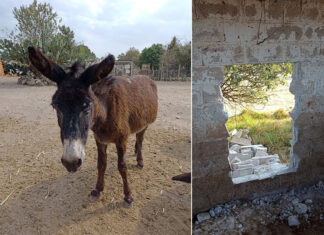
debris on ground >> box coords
[228,128,289,184]
[193,181,324,234]
[17,72,55,86]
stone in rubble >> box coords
[237,153,251,161]
[252,154,279,164]
[241,148,253,157]
[232,162,253,170]
[196,212,211,222]
[229,144,241,152]
[209,208,215,217]
[232,167,253,178]
[255,150,268,157]
[288,215,300,227]
[294,203,308,214]
[231,136,251,146]
[228,150,240,163]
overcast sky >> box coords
[0,0,191,58]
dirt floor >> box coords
[0,77,191,235]
[193,182,324,235]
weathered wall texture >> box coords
[192,0,324,214]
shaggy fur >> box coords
[28,46,158,203]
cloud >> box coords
[0,0,191,58]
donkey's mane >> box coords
[67,62,85,78]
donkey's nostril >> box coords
[77,159,82,167]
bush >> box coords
[3,61,28,75]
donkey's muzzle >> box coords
[61,158,82,172]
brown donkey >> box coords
[28,46,158,204]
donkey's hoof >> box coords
[124,196,133,205]
[137,161,144,168]
[89,190,100,202]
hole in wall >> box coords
[222,63,296,184]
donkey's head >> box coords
[28,46,114,172]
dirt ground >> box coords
[193,182,324,235]
[0,77,191,235]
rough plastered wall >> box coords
[192,0,324,214]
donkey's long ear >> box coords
[28,46,66,84]
[80,54,115,87]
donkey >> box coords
[28,46,158,204]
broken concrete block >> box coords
[230,129,238,136]
[231,137,252,146]
[233,129,243,138]
[252,154,279,165]
[229,144,241,152]
[255,150,268,157]
[229,156,242,170]
[288,215,300,227]
[232,162,253,170]
[253,165,272,175]
[251,158,259,166]
[241,148,253,157]
[196,212,211,222]
[241,129,249,138]
[228,150,240,163]
[256,146,267,152]
[232,167,253,178]
[237,153,251,161]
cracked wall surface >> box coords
[192,0,324,214]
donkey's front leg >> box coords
[116,139,133,204]
[91,140,107,197]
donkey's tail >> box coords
[172,172,191,183]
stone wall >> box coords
[192,0,324,214]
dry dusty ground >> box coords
[0,77,191,235]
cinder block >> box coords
[241,148,253,157]
[232,162,253,170]
[255,150,268,157]
[232,167,253,178]
[252,154,280,164]
[228,150,240,163]
[237,153,252,161]
[231,137,252,146]
[230,144,241,152]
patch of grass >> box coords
[227,109,292,163]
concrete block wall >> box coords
[192,0,324,214]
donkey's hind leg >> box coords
[135,127,147,168]
[116,138,133,204]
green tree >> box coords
[117,47,140,64]
[222,63,293,106]
[0,0,96,68]
[73,44,96,63]
[12,0,59,52]
[160,36,191,78]
[138,44,164,69]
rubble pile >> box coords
[228,129,288,184]
[17,72,55,86]
[194,181,324,234]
